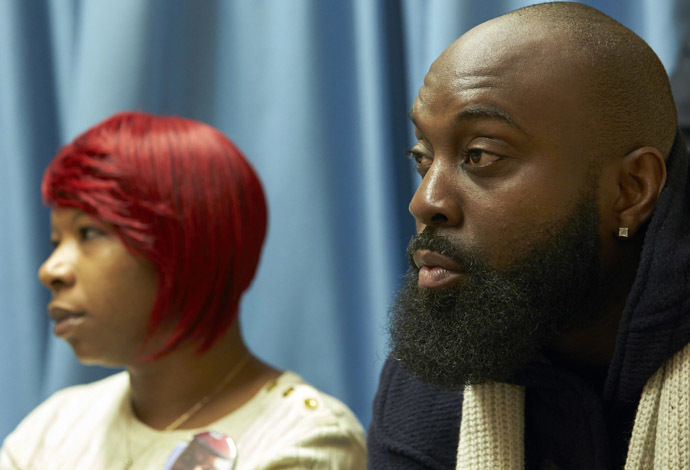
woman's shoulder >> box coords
[51,370,127,397]
[232,371,366,469]
[0,371,129,468]
[254,371,363,430]
[24,371,128,421]
[15,371,127,425]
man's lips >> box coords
[48,305,86,337]
[412,250,463,271]
[412,250,464,289]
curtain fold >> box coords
[0,0,685,440]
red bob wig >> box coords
[42,111,267,356]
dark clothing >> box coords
[368,132,690,470]
[367,357,462,470]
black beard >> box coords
[389,192,603,389]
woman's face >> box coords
[38,208,158,366]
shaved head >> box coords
[505,2,677,159]
[394,2,677,387]
[429,2,677,164]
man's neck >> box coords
[546,250,640,368]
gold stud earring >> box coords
[618,227,629,238]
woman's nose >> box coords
[38,247,76,292]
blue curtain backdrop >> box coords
[0,0,686,441]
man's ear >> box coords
[613,146,667,237]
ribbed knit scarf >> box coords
[455,342,690,469]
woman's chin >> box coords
[69,343,126,368]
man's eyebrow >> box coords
[408,110,418,127]
[409,106,529,136]
[454,106,527,135]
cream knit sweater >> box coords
[455,342,690,469]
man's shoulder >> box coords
[367,357,463,470]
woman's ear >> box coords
[613,146,667,237]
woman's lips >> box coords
[48,306,86,337]
[413,250,464,289]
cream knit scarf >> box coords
[455,342,690,469]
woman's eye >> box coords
[79,226,105,241]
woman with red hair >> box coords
[0,112,366,469]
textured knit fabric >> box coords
[454,342,690,470]
[456,382,524,470]
[368,130,690,470]
[624,341,690,469]
[0,371,366,470]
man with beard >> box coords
[368,3,690,470]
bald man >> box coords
[369,3,688,469]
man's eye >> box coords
[407,149,424,164]
[408,150,432,174]
[464,149,501,167]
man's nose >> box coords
[409,161,463,229]
[38,246,76,292]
